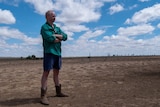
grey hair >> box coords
[45,10,53,18]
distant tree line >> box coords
[21,55,42,60]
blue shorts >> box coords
[43,53,62,71]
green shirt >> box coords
[41,22,67,56]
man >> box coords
[40,10,68,105]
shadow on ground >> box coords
[132,70,160,77]
[0,97,39,106]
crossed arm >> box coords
[54,34,63,43]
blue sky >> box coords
[0,0,160,57]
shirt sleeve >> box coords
[41,25,56,42]
[58,28,67,41]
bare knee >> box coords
[53,69,59,76]
[42,71,50,78]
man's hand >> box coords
[55,34,63,40]
[54,38,61,43]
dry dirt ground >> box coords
[0,56,160,107]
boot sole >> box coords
[40,101,49,105]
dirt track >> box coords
[0,56,160,107]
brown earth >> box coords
[0,56,160,107]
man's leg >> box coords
[53,69,68,97]
[53,69,59,86]
[41,71,50,105]
[41,71,50,89]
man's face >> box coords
[47,12,56,22]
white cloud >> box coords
[24,0,115,24]
[54,0,104,24]
[125,3,160,24]
[139,0,150,2]
[109,3,124,15]
[0,43,43,57]
[79,30,105,41]
[0,27,41,45]
[103,0,116,2]
[62,24,89,33]
[0,26,42,57]
[129,4,138,10]
[0,9,16,24]
[148,35,160,45]
[117,24,155,37]
[0,0,20,6]
[24,0,54,15]
[157,23,160,28]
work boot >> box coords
[41,88,49,105]
[55,84,68,97]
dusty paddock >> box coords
[0,56,160,107]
